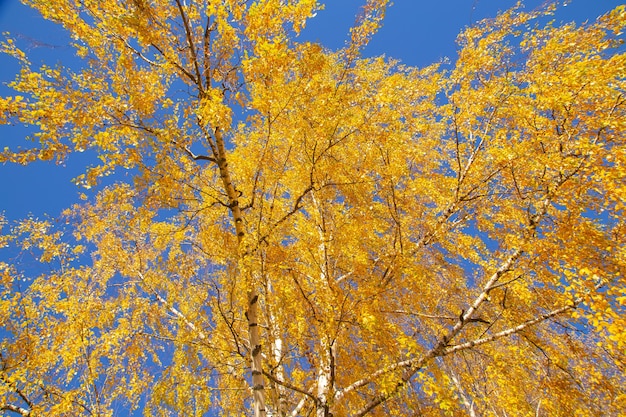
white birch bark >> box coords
[267,280,288,416]
[311,191,335,417]
[214,128,266,417]
[447,365,477,417]
[316,337,336,417]
[248,291,266,417]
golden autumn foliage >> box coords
[1,1,625,416]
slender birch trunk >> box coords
[248,291,266,417]
[267,280,289,416]
[214,128,267,417]
[316,337,335,417]
[311,191,336,417]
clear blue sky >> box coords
[0,0,622,221]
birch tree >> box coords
[1,1,625,416]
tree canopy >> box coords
[1,1,625,416]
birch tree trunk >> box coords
[215,128,267,417]
[267,279,289,416]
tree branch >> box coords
[334,357,415,403]
[116,35,161,67]
[175,0,203,92]
[442,302,578,355]
[178,142,216,163]
[1,404,31,416]
[262,371,317,402]
[136,271,207,340]
[150,42,197,85]
[350,229,540,415]
[0,372,34,415]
